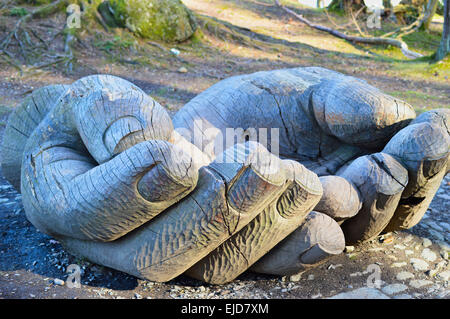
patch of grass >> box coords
[7,7,29,17]
[403,30,442,55]
[386,89,448,113]
[94,35,134,52]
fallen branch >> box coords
[273,0,423,59]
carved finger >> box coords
[22,139,198,241]
[60,142,290,282]
[383,109,450,232]
[339,152,408,245]
[1,84,69,190]
[314,175,362,223]
[251,211,345,276]
[185,158,322,284]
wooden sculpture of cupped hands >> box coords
[1,68,449,285]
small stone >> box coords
[53,279,64,286]
[327,264,342,270]
[396,271,414,281]
[134,293,142,299]
[350,272,363,277]
[329,287,390,299]
[344,246,354,253]
[391,262,407,268]
[307,274,315,281]
[394,244,406,250]
[170,48,180,55]
[177,67,188,73]
[29,294,35,298]
[409,280,433,289]
[288,273,302,282]
[381,233,394,244]
[405,250,414,256]
[410,258,429,271]
[437,270,450,281]
[421,248,437,262]
[422,238,432,248]
[382,284,408,295]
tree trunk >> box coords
[421,0,440,30]
[435,0,450,60]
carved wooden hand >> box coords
[2,68,448,284]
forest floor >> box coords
[0,0,448,299]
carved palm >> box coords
[1,67,448,284]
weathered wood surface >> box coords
[1,68,448,284]
[173,66,416,170]
[314,175,361,223]
[186,159,322,284]
[383,109,450,232]
[339,153,409,245]
[1,84,69,190]
[251,211,345,276]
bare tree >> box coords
[422,0,440,30]
[435,0,450,60]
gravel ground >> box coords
[0,169,448,299]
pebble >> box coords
[288,273,302,282]
[422,238,432,248]
[327,264,342,270]
[421,248,437,262]
[405,250,414,256]
[437,270,450,281]
[170,48,180,55]
[177,67,188,73]
[391,262,407,268]
[394,244,406,250]
[344,246,354,253]
[403,235,413,243]
[134,293,142,299]
[396,271,414,281]
[53,279,64,286]
[410,258,429,271]
[381,284,408,295]
[409,280,433,289]
[307,274,315,280]
[329,287,390,299]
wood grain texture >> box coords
[173,67,415,167]
[383,109,450,232]
[19,75,195,242]
[314,175,362,222]
[62,142,296,282]
[251,211,345,276]
[185,159,322,284]
[340,153,408,245]
[1,84,69,190]
[2,68,445,284]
